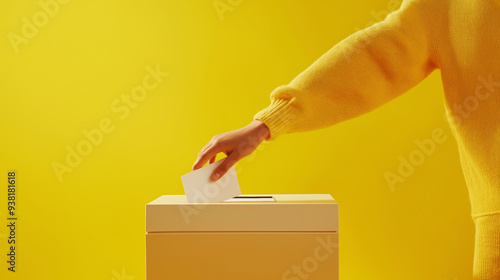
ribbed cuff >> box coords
[253,96,299,141]
[472,212,500,279]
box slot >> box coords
[224,195,275,202]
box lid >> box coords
[146,194,338,232]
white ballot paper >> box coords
[181,159,241,203]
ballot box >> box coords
[145,194,339,280]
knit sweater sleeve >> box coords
[254,0,439,140]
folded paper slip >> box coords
[181,158,241,203]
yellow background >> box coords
[0,0,473,279]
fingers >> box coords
[192,143,221,171]
[211,153,240,181]
[200,141,213,154]
[208,155,216,164]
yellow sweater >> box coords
[254,0,500,278]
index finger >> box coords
[192,144,221,171]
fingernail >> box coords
[212,172,220,181]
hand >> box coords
[192,120,270,181]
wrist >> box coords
[250,120,270,142]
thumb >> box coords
[211,153,239,181]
